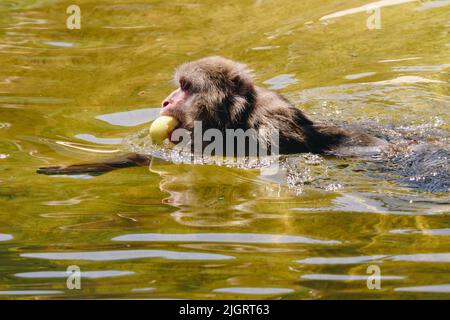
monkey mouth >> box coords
[159,109,184,144]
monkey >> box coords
[37,56,385,175]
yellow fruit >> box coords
[149,116,179,143]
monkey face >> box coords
[160,87,190,127]
[159,56,256,139]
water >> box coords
[0,0,449,299]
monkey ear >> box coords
[231,72,254,96]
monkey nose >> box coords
[162,100,170,108]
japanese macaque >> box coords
[38,56,384,175]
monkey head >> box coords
[160,56,256,138]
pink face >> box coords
[160,79,192,127]
[159,79,193,142]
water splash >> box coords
[123,118,449,193]
[123,128,278,170]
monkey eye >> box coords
[179,78,191,92]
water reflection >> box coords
[0,290,63,296]
[297,253,450,264]
[379,57,421,63]
[132,287,155,292]
[0,96,72,105]
[415,0,450,11]
[395,284,450,292]
[390,253,450,262]
[213,287,294,295]
[55,140,120,154]
[0,0,449,300]
[390,228,450,236]
[301,274,405,281]
[75,134,123,145]
[45,41,77,48]
[96,108,160,127]
[22,249,235,261]
[15,270,134,279]
[344,72,376,80]
[263,74,298,90]
[149,160,283,227]
[0,233,13,241]
[320,0,417,21]
[296,255,386,265]
[371,76,443,85]
[113,232,340,244]
[392,64,450,72]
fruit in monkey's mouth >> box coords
[149,115,179,143]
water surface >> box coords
[0,0,449,299]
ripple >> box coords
[95,3,153,11]
[75,134,123,145]
[415,0,450,11]
[390,253,450,263]
[320,0,416,20]
[21,249,235,261]
[124,127,279,170]
[251,45,280,51]
[330,193,404,214]
[392,64,450,72]
[263,74,298,90]
[15,270,134,279]
[371,76,443,85]
[395,284,450,293]
[45,41,77,48]
[103,26,150,30]
[296,253,450,264]
[112,233,340,245]
[296,255,386,265]
[0,233,13,241]
[213,287,294,295]
[0,96,72,105]
[96,107,160,127]
[42,197,83,206]
[132,287,155,292]
[379,57,421,63]
[345,72,376,80]
[301,274,405,281]
[55,140,120,154]
[48,174,94,180]
[390,228,450,236]
[0,290,63,295]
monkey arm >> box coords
[37,153,151,175]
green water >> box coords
[0,0,449,299]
